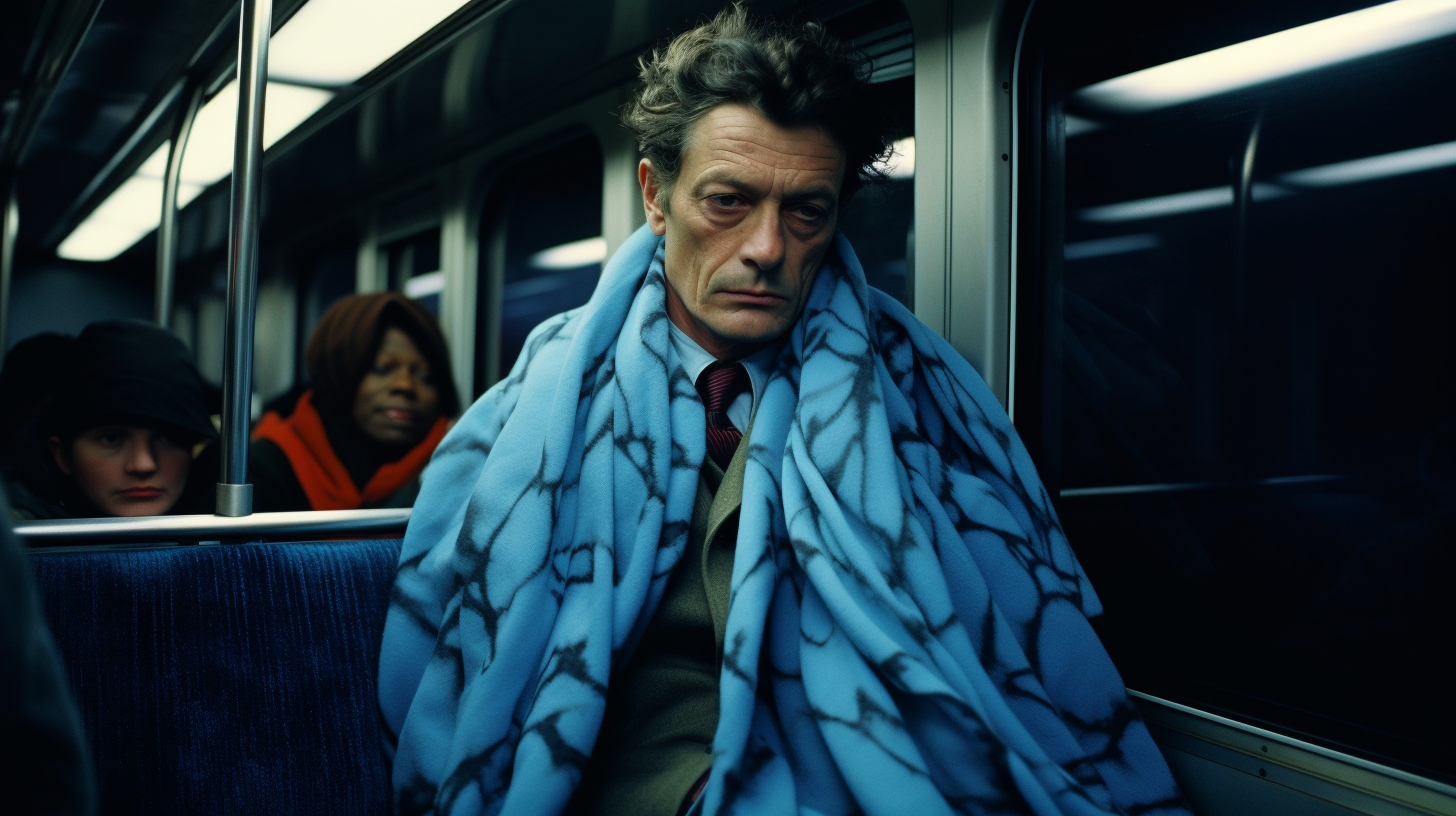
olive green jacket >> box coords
[568,425,751,816]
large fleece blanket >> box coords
[378,224,1189,816]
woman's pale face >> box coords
[50,425,193,517]
[352,327,442,448]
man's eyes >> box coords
[704,195,829,222]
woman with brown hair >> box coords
[250,293,459,512]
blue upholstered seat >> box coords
[29,538,402,815]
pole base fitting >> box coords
[216,483,254,517]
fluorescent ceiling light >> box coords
[58,0,467,262]
[268,0,474,85]
[1079,183,1291,223]
[180,80,333,186]
[530,237,608,270]
[57,172,166,261]
[59,80,332,262]
[1280,138,1456,187]
[1076,0,1456,113]
[133,143,206,207]
[1064,233,1161,260]
[404,270,446,298]
[886,136,914,179]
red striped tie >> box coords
[696,361,749,470]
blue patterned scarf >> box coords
[378,225,1189,816]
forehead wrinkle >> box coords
[688,144,842,198]
[699,132,843,171]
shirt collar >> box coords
[668,320,778,410]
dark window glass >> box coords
[385,227,443,315]
[1017,0,1456,780]
[295,228,357,373]
[485,135,603,380]
[828,0,914,306]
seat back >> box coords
[29,538,402,815]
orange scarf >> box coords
[252,390,449,511]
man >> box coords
[379,8,1189,816]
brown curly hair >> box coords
[622,4,892,207]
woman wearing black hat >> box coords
[5,320,218,520]
[249,293,458,512]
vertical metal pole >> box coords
[216,0,271,517]
[156,84,202,329]
[0,177,15,351]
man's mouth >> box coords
[721,288,787,306]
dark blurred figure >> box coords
[5,321,218,520]
[0,484,95,815]
[250,293,458,512]
[0,333,78,452]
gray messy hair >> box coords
[621,4,892,206]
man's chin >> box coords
[707,314,793,347]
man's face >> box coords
[641,103,845,360]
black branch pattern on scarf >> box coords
[382,238,1189,816]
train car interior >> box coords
[1,0,1452,812]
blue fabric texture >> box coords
[31,538,400,815]
[380,225,1190,816]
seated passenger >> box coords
[378,9,1189,816]
[249,293,458,512]
[0,332,77,452]
[5,320,217,520]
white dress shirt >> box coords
[668,321,778,434]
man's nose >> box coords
[740,206,785,272]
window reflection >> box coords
[482,135,603,381]
[827,0,914,305]
[1022,0,1456,778]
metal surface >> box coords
[1132,691,1456,816]
[0,179,15,348]
[214,482,255,518]
[0,0,105,171]
[17,508,410,546]
[1005,0,1037,421]
[217,0,272,516]
[903,0,1018,406]
[156,83,203,328]
[37,1,240,252]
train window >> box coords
[385,227,443,314]
[1017,0,1456,779]
[827,0,914,306]
[479,134,603,383]
[294,228,357,368]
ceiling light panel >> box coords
[268,0,475,85]
[179,80,333,187]
[57,173,165,261]
[1076,0,1456,113]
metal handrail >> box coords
[217,0,272,517]
[16,508,411,546]
[155,82,204,329]
[0,180,15,348]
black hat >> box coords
[55,320,218,442]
